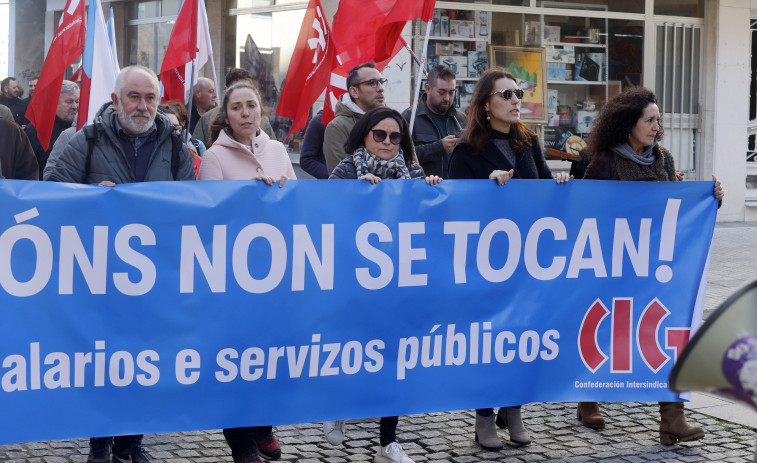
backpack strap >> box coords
[170,133,183,180]
[83,124,98,178]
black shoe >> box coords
[112,444,150,463]
[87,437,112,463]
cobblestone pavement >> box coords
[2,223,756,463]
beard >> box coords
[117,105,155,135]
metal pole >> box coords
[185,58,197,143]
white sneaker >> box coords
[323,420,345,445]
[374,442,414,463]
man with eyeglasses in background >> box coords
[323,61,387,174]
[402,65,466,178]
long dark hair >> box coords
[344,107,416,165]
[209,82,263,144]
[587,86,664,158]
[463,67,535,154]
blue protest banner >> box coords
[0,178,717,445]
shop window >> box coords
[654,0,704,18]
[539,0,642,14]
[127,0,182,20]
[223,8,307,145]
[125,22,174,71]
[451,0,529,6]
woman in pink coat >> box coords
[197,81,294,463]
[199,82,295,185]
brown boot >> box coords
[576,402,605,429]
[659,401,705,445]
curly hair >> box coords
[343,107,415,166]
[587,86,664,158]
[209,82,263,144]
[462,67,535,155]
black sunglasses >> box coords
[354,78,388,89]
[371,129,403,145]
[490,89,525,101]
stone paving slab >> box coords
[0,403,755,462]
[1,224,756,462]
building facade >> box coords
[6,0,753,221]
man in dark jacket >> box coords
[45,65,194,463]
[299,109,328,178]
[402,65,467,178]
[0,76,28,125]
[25,80,79,178]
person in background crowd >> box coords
[579,85,723,445]
[327,106,440,463]
[448,67,571,451]
[0,76,28,125]
[299,108,328,179]
[402,65,467,178]
[162,99,206,156]
[24,80,79,179]
[44,66,195,463]
[193,68,275,147]
[323,61,387,174]
[26,76,38,97]
[159,102,203,178]
[0,117,38,179]
[18,76,38,125]
[0,103,14,121]
[188,76,217,134]
[197,81,293,463]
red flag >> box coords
[321,64,347,125]
[331,0,403,72]
[24,0,85,151]
[276,0,337,142]
[374,0,436,62]
[159,0,199,103]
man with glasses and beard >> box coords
[402,65,467,178]
[323,61,388,174]
[43,68,194,463]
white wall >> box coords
[707,0,751,221]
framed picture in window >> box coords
[488,46,548,124]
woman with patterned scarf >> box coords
[581,86,723,444]
[329,107,441,186]
[326,107,440,463]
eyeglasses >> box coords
[371,129,403,145]
[353,78,388,89]
[490,88,525,101]
[172,124,183,133]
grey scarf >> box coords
[353,146,411,179]
[610,140,657,166]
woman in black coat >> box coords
[448,68,570,451]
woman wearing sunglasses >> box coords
[326,107,439,463]
[329,106,441,187]
[448,67,570,451]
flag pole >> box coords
[399,37,427,78]
[408,19,432,135]
[185,58,196,143]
